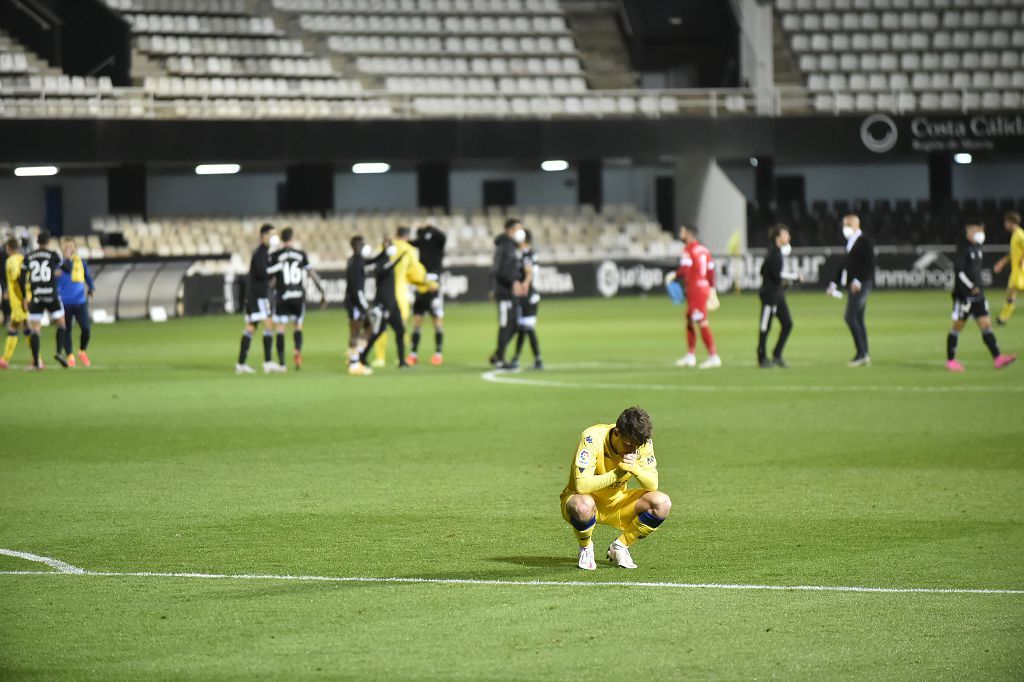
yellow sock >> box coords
[998,300,1015,322]
[4,334,17,362]
[616,510,666,547]
[569,515,596,548]
[374,330,388,364]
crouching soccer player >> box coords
[560,406,671,570]
[946,220,1016,372]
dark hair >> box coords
[965,218,985,229]
[350,235,364,251]
[5,237,19,251]
[504,218,522,231]
[396,226,411,239]
[1006,211,1021,224]
[523,229,532,244]
[616,406,652,445]
[37,229,51,246]
[768,224,788,241]
[260,223,275,235]
[681,224,698,235]
[281,227,294,242]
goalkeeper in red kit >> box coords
[669,225,721,369]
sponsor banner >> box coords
[860,113,1024,155]
[206,246,1013,315]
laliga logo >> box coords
[861,114,898,154]
[596,260,620,298]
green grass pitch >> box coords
[1,291,1022,680]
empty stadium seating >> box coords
[776,0,1024,112]
[92,205,676,273]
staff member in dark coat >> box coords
[489,218,525,369]
[757,224,798,368]
[827,214,875,367]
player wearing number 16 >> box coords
[20,230,73,370]
[560,406,672,570]
[267,227,326,371]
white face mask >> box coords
[385,245,397,258]
[268,234,281,249]
[780,243,792,256]
[513,228,526,244]
[842,226,856,240]
[972,231,986,245]
[360,244,372,258]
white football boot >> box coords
[675,353,697,368]
[699,354,722,369]
[578,543,597,571]
[607,540,637,569]
[262,361,278,374]
[235,364,254,374]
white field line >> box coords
[1,549,1022,595]
[481,369,1024,393]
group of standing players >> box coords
[1,230,95,371]
[234,222,446,375]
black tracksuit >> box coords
[491,234,521,363]
[757,245,795,362]
[362,249,408,366]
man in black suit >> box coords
[827,214,875,367]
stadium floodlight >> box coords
[953,153,973,165]
[541,160,569,172]
[352,162,390,174]
[14,166,59,177]
[195,163,241,175]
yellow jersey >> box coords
[5,252,25,303]
[1010,226,1024,274]
[562,423,658,499]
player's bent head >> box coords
[281,227,294,243]
[395,226,411,240]
[504,218,522,232]
[615,406,653,450]
[37,229,51,247]
[1005,211,1021,230]
[5,237,19,254]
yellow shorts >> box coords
[560,489,647,531]
[8,298,26,324]
[1009,270,1024,291]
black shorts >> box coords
[952,296,989,321]
[273,298,305,323]
[244,296,272,323]
[412,290,444,318]
[518,294,539,319]
[28,297,65,321]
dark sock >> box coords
[435,330,443,353]
[513,330,525,360]
[23,328,31,337]
[411,329,421,353]
[262,332,273,362]
[30,332,40,366]
[56,328,67,356]
[528,329,540,359]
[80,328,90,351]
[947,331,958,360]
[276,333,285,365]
[396,327,407,365]
[63,326,73,355]
[294,330,303,352]
[238,332,253,364]
[982,329,1000,358]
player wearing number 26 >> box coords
[560,406,672,570]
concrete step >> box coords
[562,4,637,90]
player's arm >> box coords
[630,445,659,491]
[706,254,716,288]
[955,246,978,294]
[83,259,96,298]
[675,252,692,281]
[570,436,629,494]
[303,255,327,305]
[18,267,29,309]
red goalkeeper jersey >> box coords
[676,241,715,292]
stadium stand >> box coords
[775,0,1024,112]
[90,204,676,272]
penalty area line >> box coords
[0,550,1021,596]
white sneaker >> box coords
[607,541,637,569]
[235,364,254,374]
[699,354,722,369]
[675,353,696,368]
[371,358,386,369]
[262,361,278,374]
[577,543,596,571]
[348,362,373,376]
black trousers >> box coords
[757,291,793,361]
[362,302,406,365]
[844,285,871,358]
[493,298,519,362]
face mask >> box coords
[385,245,397,258]
[268,235,281,249]
[842,226,855,240]
[780,244,792,256]
[513,229,526,244]
[360,244,372,258]
[972,231,986,245]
